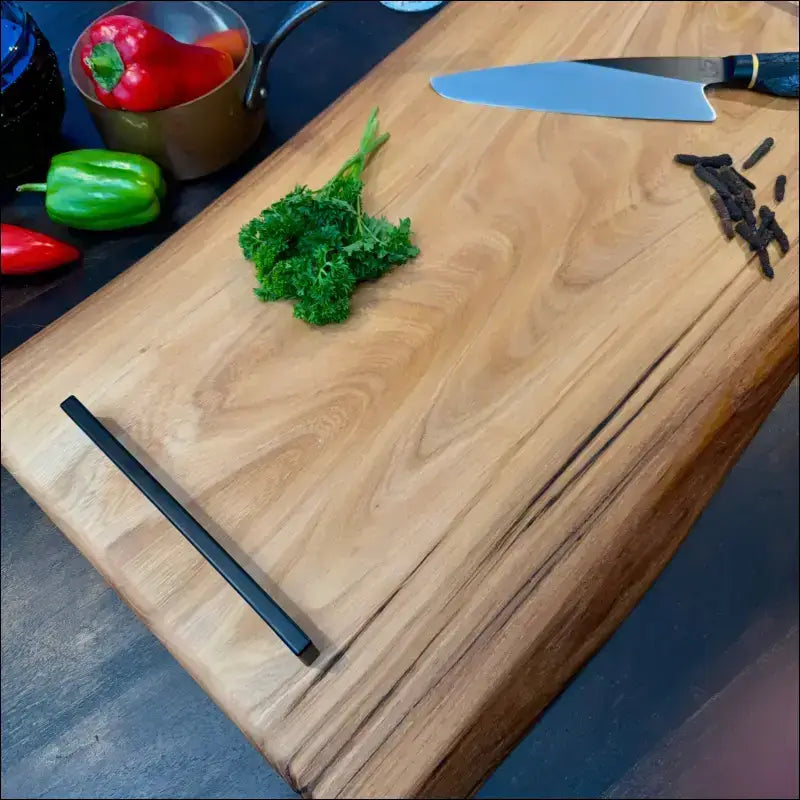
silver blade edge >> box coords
[430,61,716,122]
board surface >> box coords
[2,2,798,797]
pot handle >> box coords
[244,0,328,110]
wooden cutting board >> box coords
[2,2,798,796]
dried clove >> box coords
[758,205,775,226]
[774,174,786,203]
[771,220,790,255]
[756,206,790,255]
[718,166,747,195]
[721,218,735,240]
[729,166,756,190]
[755,207,776,250]
[675,145,788,279]
[722,193,744,221]
[757,248,774,279]
[735,220,763,250]
[674,153,733,168]
[710,193,735,239]
[736,220,773,278]
[694,164,731,196]
[742,137,774,169]
[710,192,728,220]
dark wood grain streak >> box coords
[303,257,797,795]
[418,295,800,800]
[2,3,797,798]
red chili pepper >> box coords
[1,224,80,275]
[80,15,234,112]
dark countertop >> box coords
[1,0,434,354]
[1,3,798,798]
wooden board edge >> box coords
[408,288,799,799]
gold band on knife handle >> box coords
[748,53,759,89]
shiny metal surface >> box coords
[245,0,327,110]
[69,0,326,179]
[69,1,260,179]
[430,61,717,121]
[579,56,725,83]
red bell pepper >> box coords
[1,224,80,275]
[80,15,234,112]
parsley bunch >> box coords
[239,108,419,325]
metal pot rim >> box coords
[68,0,252,115]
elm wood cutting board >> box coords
[2,1,798,796]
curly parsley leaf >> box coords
[238,108,419,326]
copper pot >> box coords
[69,0,326,180]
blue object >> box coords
[0,0,65,182]
[1,0,35,90]
[380,1,444,11]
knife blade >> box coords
[430,53,799,121]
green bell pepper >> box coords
[17,149,166,231]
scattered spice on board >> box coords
[742,137,774,169]
[730,167,756,190]
[734,215,774,280]
[718,166,746,195]
[771,218,790,254]
[758,205,775,229]
[757,248,774,279]
[709,193,735,239]
[674,153,732,167]
[722,193,744,221]
[757,205,790,255]
[720,217,735,240]
[734,220,762,251]
[693,163,731,195]
[674,143,790,280]
[774,174,786,203]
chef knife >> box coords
[430,53,799,121]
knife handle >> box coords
[725,52,799,98]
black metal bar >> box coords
[60,395,312,659]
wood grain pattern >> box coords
[1,2,798,797]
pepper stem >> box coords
[84,41,125,92]
[16,183,47,193]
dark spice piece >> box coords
[755,222,774,248]
[758,205,775,226]
[694,164,731,196]
[674,153,733,168]
[742,187,756,210]
[757,248,774,279]
[771,220,790,255]
[710,193,735,239]
[742,204,756,229]
[734,220,763,250]
[709,192,728,221]
[730,167,756,190]
[774,174,786,203]
[755,207,775,251]
[721,218,735,240]
[722,193,744,221]
[718,166,746,195]
[742,137,774,169]
[761,206,790,254]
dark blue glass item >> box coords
[1,0,65,182]
[1,0,35,89]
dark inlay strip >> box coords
[60,396,314,660]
